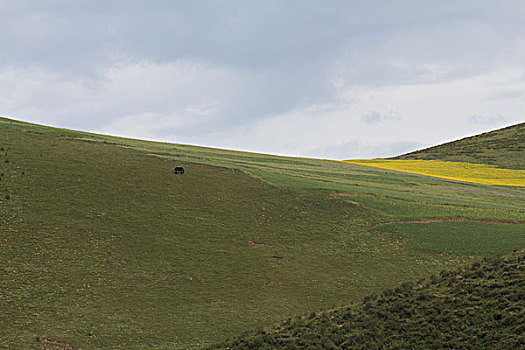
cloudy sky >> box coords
[1,1,524,159]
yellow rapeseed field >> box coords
[344,159,525,187]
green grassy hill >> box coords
[1,117,524,349]
[208,250,525,349]
[394,122,525,169]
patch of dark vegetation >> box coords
[208,250,525,349]
[394,122,525,169]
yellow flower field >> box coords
[344,159,525,187]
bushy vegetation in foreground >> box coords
[208,250,525,349]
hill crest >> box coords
[393,122,525,169]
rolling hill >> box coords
[208,250,525,349]
[1,117,524,349]
[393,122,525,169]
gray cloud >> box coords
[361,111,399,125]
[1,1,525,158]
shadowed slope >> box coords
[208,250,525,350]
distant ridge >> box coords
[393,123,525,169]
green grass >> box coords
[375,222,525,255]
[208,250,525,349]
[1,117,524,349]
[395,122,525,169]
[330,192,524,222]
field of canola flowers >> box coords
[343,159,525,187]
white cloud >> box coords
[1,61,523,159]
[0,60,247,136]
[2,60,524,159]
[468,114,506,125]
[199,67,525,159]
[2,2,525,159]
[309,140,425,160]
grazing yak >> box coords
[174,167,185,175]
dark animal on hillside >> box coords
[174,167,185,175]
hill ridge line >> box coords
[376,218,525,226]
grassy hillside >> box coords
[1,117,524,349]
[208,250,525,349]
[394,122,525,169]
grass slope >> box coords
[394,122,525,169]
[375,222,525,255]
[1,117,524,349]
[208,250,525,350]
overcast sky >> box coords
[1,1,524,159]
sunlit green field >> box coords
[375,222,525,255]
[1,117,524,349]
